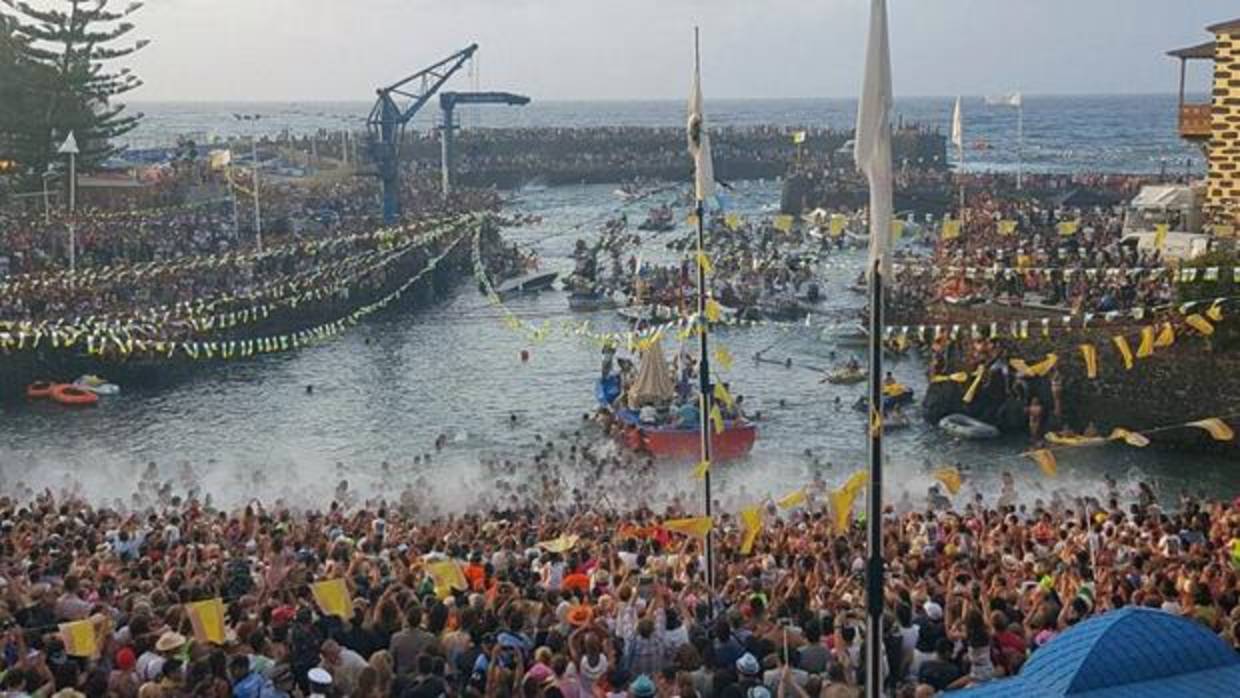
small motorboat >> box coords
[496,271,559,298]
[823,324,870,348]
[852,387,917,414]
[74,375,120,396]
[568,291,618,312]
[824,366,866,385]
[26,381,55,400]
[939,413,1000,440]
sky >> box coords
[19,0,1239,102]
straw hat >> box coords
[155,631,186,653]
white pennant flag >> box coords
[687,29,715,203]
[950,96,964,152]
[855,0,894,277]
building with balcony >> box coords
[1169,18,1240,230]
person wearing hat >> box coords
[109,646,140,697]
[307,667,333,698]
[720,653,764,698]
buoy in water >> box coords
[520,349,530,363]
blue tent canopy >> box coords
[951,607,1240,697]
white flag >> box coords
[950,96,964,152]
[854,0,894,277]
[687,34,715,203]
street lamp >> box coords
[57,131,79,272]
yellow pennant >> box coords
[1108,428,1150,448]
[59,620,99,658]
[773,214,794,233]
[869,407,883,437]
[725,213,742,231]
[931,372,970,384]
[713,383,735,409]
[1206,301,1224,323]
[1185,314,1214,336]
[997,220,1018,236]
[962,365,986,404]
[941,219,961,240]
[537,534,579,554]
[829,214,847,237]
[1137,325,1155,359]
[740,506,762,554]
[891,219,905,239]
[1057,220,1079,237]
[705,298,722,323]
[696,251,713,275]
[841,470,869,497]
[709,405,725,434]
[1154,322,1175,348]
[713,346,734,371]
[692,459,710,480]
[932,466,962,495]
[1028,449,1058,478]
[1079,344,1099,379]
[312,578,354,619]
[187,599,227,645]
[1153,223,1169,250]
[426,559,469,599]
[663,516,713,539]
[1189,418,1235,442]
[829,485,860,534]
[1112,335,1134,370]
[777,488,807,509]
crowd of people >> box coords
[1,432,1237,698]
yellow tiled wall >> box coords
[1209,28,1240,226]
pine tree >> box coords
[1,0,148,175]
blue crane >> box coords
[366,44,478,223]
[438,91,530,197]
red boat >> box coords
[621,420,758,461]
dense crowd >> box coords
[1,433,1238,698]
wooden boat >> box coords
[621,417,758,461]
[495,271,558,297]
[824,366,866,385]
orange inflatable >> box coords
[26,381,54,400]
[50,384,99,407]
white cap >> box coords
[308,668,333,685]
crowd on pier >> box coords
[1,435,1238,698]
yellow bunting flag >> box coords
[713,346,734,371]
[426,560,469,599]
[869,407,883,437]
[932,467,962,495]
[1112,335,1134,370]
[1155,322,1175,348]
[60,620,99,658]
[663,516,713,539]
[725,213,742,231]
[792,130,807,144]
[1057,220,1079,237]
[998,220,1018,236]
[777,488,807,510]
[187,598,227,645]
[692,459,710,480]
[713,383,734,409]
[709,405,725,434]
[842,470,869,497]
[1185,314,1214,336]
[1153,223,1169,250]
[1188,418,1235,442]
[1137,326,1155,359]
[312,578,354,619]
[1028,449,1058,478]
[1206,302,1224,323]
[931,372,970,384]
[1011,354,1057,378]
[705,298,722,323]
[537,534,579,554]
[774,214,794,233]
[1079,344,1099,379]
[696,251,713,275]
[962,365,985,404]
[891,219,905,239]
[829,214,847,237]
[740,506,762,554]
[1108,428,1150,448]
[941,219,961,240]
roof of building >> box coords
[1166,40,1215,60]
[1206,18,1240,34]
[950,607,1240,698]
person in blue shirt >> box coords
[675,398,700,429]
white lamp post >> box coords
[57,132,79,272]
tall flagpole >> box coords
[692,26,716,601]
[865,258,884,697]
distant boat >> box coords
[495,271,558,298]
